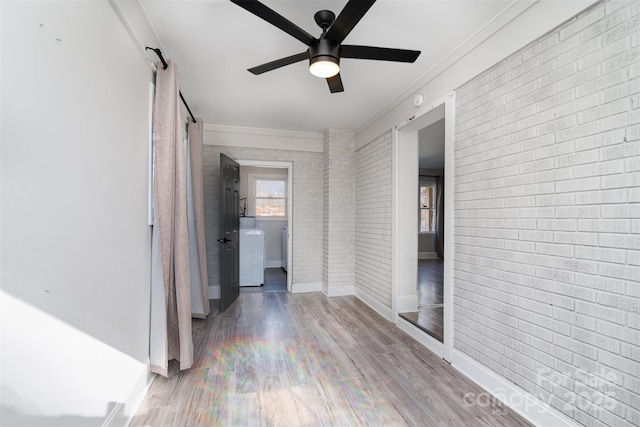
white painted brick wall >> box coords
[454,1,640,425]
[203,146,323,288]
[323,129,356,293]
[355,131,393,308]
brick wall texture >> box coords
[454,1,640,425]
[323,129,356,293]
[355,131,393,308]
[203,146,323,288]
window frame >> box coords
[248,173,288,220]
[419,181,437,235]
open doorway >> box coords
[237,161,293,293]
[392,94,454,361]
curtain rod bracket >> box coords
[145,47,167,69]
[146,47,196,123]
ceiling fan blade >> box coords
[326,73,344,93]
[248,52,309,75]
[231,0,316,46]
[341,45,421,62]
[324,0,376,44]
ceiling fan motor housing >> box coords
[309,38,340,65]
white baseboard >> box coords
[104,359,155,427]
[353,287,394,322]
[265,261,282,268]
[419,251,439,259]
[291,282,322,294]
[397,317,444,358]
[397,294,419,313]
[451,349,580,427]
[208,285,220,300]
[324,285,355,297]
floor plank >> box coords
[131,292,531,427]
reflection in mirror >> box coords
[399,117,445,342]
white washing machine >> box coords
[239,228,265,286]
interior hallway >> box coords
[131,291,530,426]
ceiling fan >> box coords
[230,0,421,93]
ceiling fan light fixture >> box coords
[232,0,421,93]
[309,55,340,78]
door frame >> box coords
[392,92,455,362]
[236,160,293,293]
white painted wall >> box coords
[323,129,356,296]
[256,219,287,268]
[355,0,597,148]
[454,1,640,425]
[395,129,419,313]
[354,131,394,318]
[353,1,597,321]
[418,234,436,255]
[205,124,323,153]
[1,1,153,424]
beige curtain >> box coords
[150,59,193,376]
[187,119,210,318]
[434,174,444,259]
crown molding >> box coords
[203,124,324,152]
[355,0,533,136]
[204,124,323,141]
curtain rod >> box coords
[145,47,197,123]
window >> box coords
[419,183,436,233]
[253,177,287,218]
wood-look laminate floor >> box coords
[399,307,444,343]
[241,268,287,293]
[131,292,531,427]
[400,259,444,342]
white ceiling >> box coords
[138,0,513,132]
